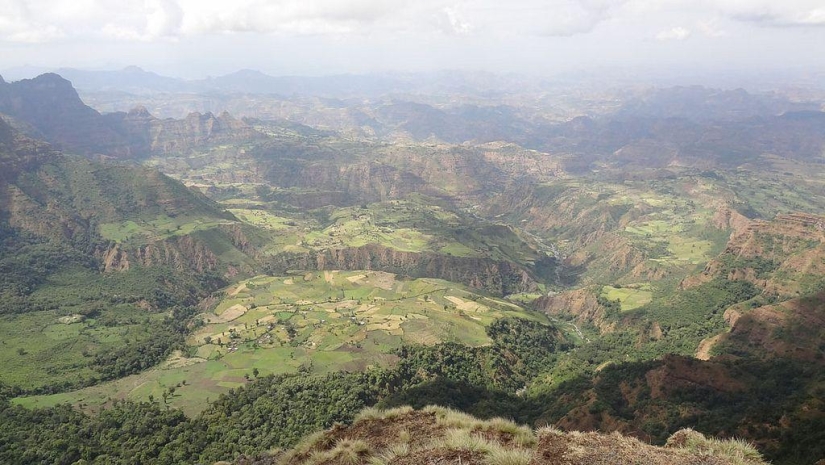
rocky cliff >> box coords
[0,73,129,156]
[685,212,825,297]
[265,243,541,296]
[104,108,263,158]
[0,73,263,159]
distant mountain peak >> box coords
[127,106,152,117]
[122,65,146,73]
[231,68,270,77]
[31,72,74,86]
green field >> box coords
[600,284,653,312]
[16,270,546,415]
[99,214,234,244]
[0,305,170,391]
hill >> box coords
[0,117,261,394]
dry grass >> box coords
[424,406,536,448]
[666,429,765,465]
[354,406,413,422]
[365,440,411,465]
[435,428,496,454]
[279,407,768,465]
[306,439,371,465]
[483,447,533,465]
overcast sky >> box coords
[1,0,825,78]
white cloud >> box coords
[655,26,691,41]
[1,0,825,47]
[696,18,726,37]
[706,0,825,28]
[0,0,64,42]
[434,6,472,36]
[0,0,627,43]
[176,0,405,36]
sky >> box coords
[1,0,825,79]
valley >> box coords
[18,270,546,415]
[0,71,824,464]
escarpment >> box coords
[265,243,543,295]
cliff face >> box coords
[719,292,825,363]
[0,73,128,156]
[265,243,540,296]
[0,74,262,159]
[263,160,430,206]
[0,118,255,280]
[103,108,263,158]
[533,287,612,332]
[685,212,825,297]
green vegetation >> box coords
[600,284,652,312]
[0,236,215,394]
[16,271,550,414]
[0,317,568,464]
[3,88,825,465]
[99,215,233,244]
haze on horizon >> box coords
[2,0,825,81]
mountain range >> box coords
[0,72,823,464]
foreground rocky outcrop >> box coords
[229,406,768,465]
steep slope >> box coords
[0,118,264,394]
[103,107,264,158]
[0,73,128,156]
[0,73,263,159]
[687,213,825,298]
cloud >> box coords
[696,18,726,37]
[99,0,183,41]
[0,0,64,42]
[177,0,405,36]
[708,0,825,28]
[433,6,472,36]
[2,0,825,47]
[655,26,691,41]
[0,0,628,43]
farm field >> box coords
[15,270,547,415]
[98,214,235,244]
[600,284,653,312]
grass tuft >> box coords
[482,417,536,447]
[306,439,371,465]
[666,429,764,465]
[436,428,495,454]
[483,446,533,465]
[355,406,414,422]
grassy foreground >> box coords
[271,406,767,465]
